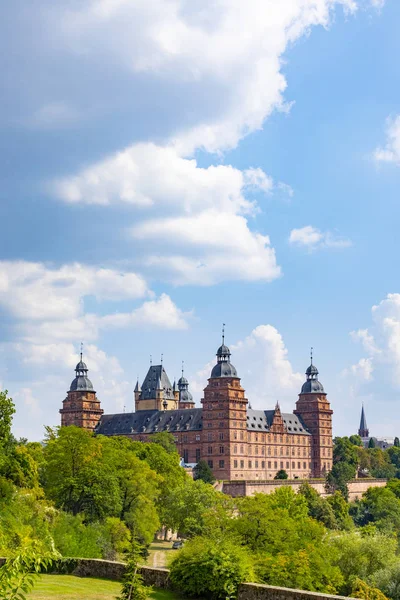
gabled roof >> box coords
[140,365,175,400]
[96,408,202,436]
[246,408,310,435]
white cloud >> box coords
[0,261,149,321]
[348,294,400,389]
[374,115,400,164]
[192,324,303,410]
[289,225,352,250]
[131,209,280,285]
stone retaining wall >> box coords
[223,478,387,500]
[237,583,356,600]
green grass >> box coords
[28,574,180,600]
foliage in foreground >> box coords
[116,540,149,600]
[0,545,55,600]
[169,536,255,600]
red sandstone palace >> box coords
[60,337,333,480]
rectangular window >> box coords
[208,446,212,454]
[208,460,213,468]
[255,460,259,468]
[219,446,224,454]
[207,433,213,441]
[280,461,283,469]
[240,460,244,468]
[183,449,188,463]
[286,461,289,469]
[292,462,295,469]
[234,460,238,468]
[219,433,224,441]
[219,460,225,468]
[262,447,265,455]
[303,462,306,470]
[268,461,271,469]
[183,435,188,443]
[234,445,237,454]
[234,432,238,440]
[274,461,277,469]
[248,461,252,468]
[196,449,201,462]
[261,461,265,468]
[195,434,201,441]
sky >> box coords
[1,0,400,441]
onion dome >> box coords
[210,326,238,378]
[178,367,193,403]
[301,349,325,394]
[69,352,94,392]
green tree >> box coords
[148,432,177,455]
[351,577,389,600]
[331,530,397,595]
[350,435,364,447]
[394,437,400,448]
[169,536,255,600]
[369,438,377,449]
[369,448,396,479]
[0,390,15,444]
[350,487,400,531]
[299,482,337,529]
[193,460,215,484]
[326,437,359,499]
[274,469,288,480]
[0,544,55,600]
[371,563,400,600]
[117,539,148,600]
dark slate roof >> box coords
[301,379,325,394]
[210,361,238,378]
[69,375,94,392]
[359,405,368,431]
[246,409,311,435]
[140,365,175,400]
[96,408,203,436]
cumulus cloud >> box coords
[374,115,400,165]
[289,225,352,250]
[191,324,303,410]
[348,294,400,388]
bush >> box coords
[351,577,389,600]
[371,563,400,600]
[169,536,255,599]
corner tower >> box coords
[178,364,195,410]
[60,353,103,431]
[201,328,248,480]
[294,351,333,477]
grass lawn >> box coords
[28,574,180,600]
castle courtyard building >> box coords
[62,338,333,480]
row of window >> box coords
[207,459,313,471]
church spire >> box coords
[358,404,369,438]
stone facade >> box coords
[62,339,333,480]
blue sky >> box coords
[1,0,400,441]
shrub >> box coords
[169,536,255,599]
[351,577,389,600]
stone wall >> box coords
[237,583,356,600]
[223,478,387,500]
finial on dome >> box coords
[310,347,313,365]
[80,341,83,362]
[161,353,163,366]
[222,323,225,345]
[182,360,184,377]
[150,355,152,366]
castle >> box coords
[60,336,333,480]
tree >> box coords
[148,432,177,455]
[117,539,148,600]
[394,437,400,448]
[326,437,359,499]
[169,536,255,600]
[299,482,337,529]
[0,544,55,600]
[350,487,400,531]
[0,391,15,444]
[193,460,215,484]
[351,577,389,600]
[350,435,363,447]
[369,438,377,449]
[274,469,288,480]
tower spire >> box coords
[310,346,313,365]
[222,323,226,345]
[358,403,369,438]
[80,341,83,361]
[182,360,184,377]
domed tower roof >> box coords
[301,348,325,394]
[69,350,95,392]
[210,325,238,378]
[178,362,194,404]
